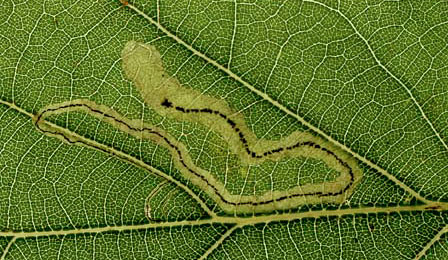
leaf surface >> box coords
[0,0,447,259]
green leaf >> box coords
[1,0,447,259]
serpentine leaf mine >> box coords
[34,41,362,214]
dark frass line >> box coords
[162,99,355,201]
[35,100,354,207]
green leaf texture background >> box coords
[0,0,447,259]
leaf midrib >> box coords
[0,203,446,238]
[124,1,434,204]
